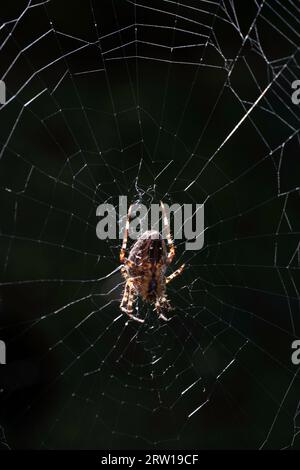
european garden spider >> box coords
[120,201,185,323]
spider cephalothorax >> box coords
[119,202,185,323]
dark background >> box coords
[0,0,300,449]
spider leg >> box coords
[120,280,144,323]
[121,259,135,280]
[120,280,130,309]
[160,201,175,264]
[121,266,128,279]
[120,203,133,263]
[154,295,172,321]
[166,263,185,284]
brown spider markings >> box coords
[119,201,185,323]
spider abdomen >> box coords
[126,231,168,303]
[126,260,166,302]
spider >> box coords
[120,201,185,323]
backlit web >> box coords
[0,0,300,449]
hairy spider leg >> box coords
[160,201,175,264]
[120,203,133,263]
[120,279,130,309]
[166,263,185,284]
[155,295,172,321]
[121,280,144,323]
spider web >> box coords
[0,0,300,450]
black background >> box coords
[0,0,300,450]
